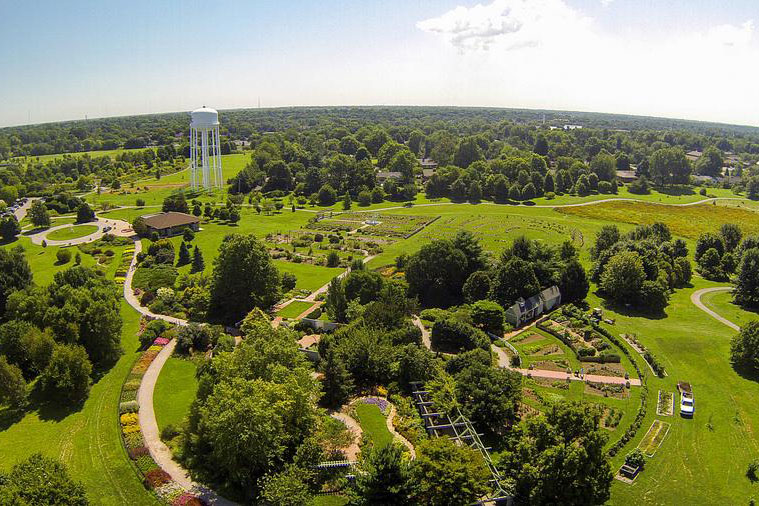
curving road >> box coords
[690,286,740,332]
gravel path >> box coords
[690,286,740,332]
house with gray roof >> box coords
[505,285,561,327]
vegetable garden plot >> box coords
[638,420,671,457]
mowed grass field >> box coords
[276,300,318,319]
[701,289,759,330]
[154,357,198,432]
[588,277,759,505]
[0,301,156,505]
[354,403,393,449]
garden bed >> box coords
[637,420,670,457]
[657,390,675,416]
[118,320,206,505]
[585,381,629,399]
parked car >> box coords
[678,381,694,417]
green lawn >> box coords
[274,261,343,292]
[0,300,156,505]
[701,289,759,330]
[154,356,198,432]
[0,236,127,286]
[277,300,317,319]
[46,224,99,241]
[588,277,759,505]
[354,403,393,449]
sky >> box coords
[0,0,758,128]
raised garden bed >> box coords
[637,420,670,457]
[657,390,674,416]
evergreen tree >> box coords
[321,350,353,408]
[177,242,191,266]
[190,245,205,273]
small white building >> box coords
[505,286,562,327]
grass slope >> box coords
[153,356,198,432]
[354,404,393,449]
[0,300,156,505]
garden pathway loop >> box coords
[690,286,740,332]
[125,239,238,505]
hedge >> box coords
[431,318,490,352]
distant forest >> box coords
[2,106,759,160]
[3,106,759,205]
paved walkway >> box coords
[328,411,362,461]
[691,286,740,332]
[124,239,237,505]
[12,197,38,222]
[28,216,132,246]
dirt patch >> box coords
[511,333,546,345]
[533,377,570,390]
[532,360,569,372]
[584,363,627,378]
[530,344,563,357]
[584,381,629,399]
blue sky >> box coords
[1,0,757,127]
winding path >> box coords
[27,216,132,246]
[124,239,236,505]
[691,286,740,332]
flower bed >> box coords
[117,319,206,505]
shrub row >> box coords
[579,353,622,364]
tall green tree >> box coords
[0,246,32,317]
[490,257,540,308]
[28,200,51,228]
[0,356,27,408]
[39,344,92,403]
[411,437,491,506]
[730,320,759,374]
[208,234,281,323]
[191,245,205,273]
[499,402,613,505]
[599,251,646,303]
[0,215,21,240]
[177,242,191,266]
[734,248,759,308]
[350,444,414,506]
[0,453,88,505]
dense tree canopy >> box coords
[208,234,281,323]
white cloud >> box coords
[416,0,759,125]
[600,0,614,7]
[416,0,593,52]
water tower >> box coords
[189,106,223,190]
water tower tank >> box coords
[190,106,219,128]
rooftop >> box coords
[141,211,199,230]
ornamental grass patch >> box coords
[119,400,139,413]
[128,446,150,460]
